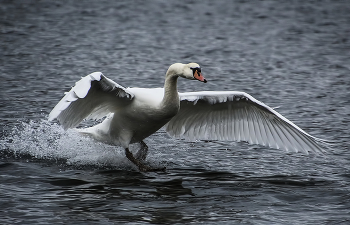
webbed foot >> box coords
[125,147,165,172]
[138,164,166,172]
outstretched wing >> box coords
[165,91,326,154]
[49,72,134,130]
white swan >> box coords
[49,63,325,171]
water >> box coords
[1,0,350,224]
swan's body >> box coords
[49,63,325,171]
[78,87,177,147]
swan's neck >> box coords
[161,73,180,114]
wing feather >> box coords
[165,91,326,154]
[49,72,134,130]
[252,108,264,145]
[237,108,243,142]
[275,119,297,152]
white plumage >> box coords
[166,91,325,154]
[49,63,326,171]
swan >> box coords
[49,63,326,171]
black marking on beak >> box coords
[190,67,201,75]
[190,67,207,83]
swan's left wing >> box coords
[165,91,325,154]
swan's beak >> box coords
[194,70,207,83]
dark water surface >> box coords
[1,1,350,224]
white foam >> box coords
[0,119,132,168]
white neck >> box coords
[160,65,182,113]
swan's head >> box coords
[167,63,207,83]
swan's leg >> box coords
[125,148,165,172]
[135,140,148,161]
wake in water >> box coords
[0,118,334,172]
[0,119,165,169]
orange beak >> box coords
[194,70,207,83]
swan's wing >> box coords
[49,72,134,130]
[165,91,325,154]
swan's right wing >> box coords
[49,72,134,130]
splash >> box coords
[0,119,135,168]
